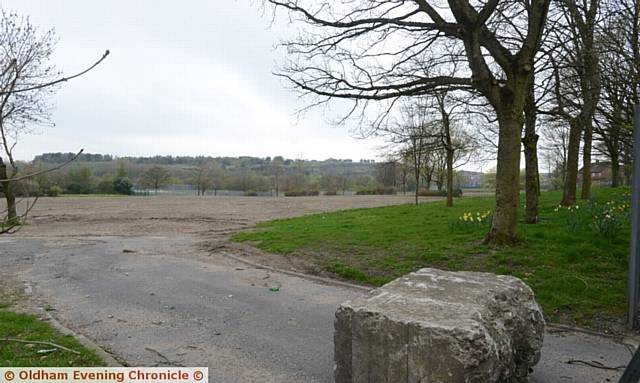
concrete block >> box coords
[334,268,544,383]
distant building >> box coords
[577,161,615,186]
[457,171,484,188]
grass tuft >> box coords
[0,308,104,366]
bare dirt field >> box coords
[16,194,435,238]
[12,194,444,276]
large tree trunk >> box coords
[523,135,539,223]
[412,140,421,206]
[485,114,523,245]
[562,119,581,206]
[0,159,18,225]
[436,169,444,192]
[402,173,406,195]
[446,149,454,207]
[523,84,540,224]
[414,171,419,206]
[578,3,600,200]
[580,120,593,200]
[611,152,620,187]
[624,154,633,186]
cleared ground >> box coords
[14,195,439,274]
[17,195,432,237]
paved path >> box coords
[0,235,635,382]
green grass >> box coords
[0,308,104,366]
[233,187,632,331]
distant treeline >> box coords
[17,152,481,197]
[20,153,381,196]
[34,153,371,166]
[35,152,114,163]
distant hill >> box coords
[32,152,378,177]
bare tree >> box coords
[375,159,398,190]
[271,156,284,196]
[140,165,171,194]
[540,121,570,190]
[523,77,541,222]
[189,161,223,196]
[384,100,439,205]
[594,0,639,187]
[267,0,550,244]
[398,153,411,195]
[433,92,476,207]
[0,9,108,230]
[540,0,602,205]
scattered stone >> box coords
[122,249,137,253]
[334,268,545,383]
[36,349,57,354]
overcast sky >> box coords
[4,0,387,162]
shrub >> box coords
[15,180,41,197]
[244,190,259,197]
[47,185,63,197]
[418,189,445,197]
[65,182,94,194]
[284,190,319,197]
[325,190,338,196]
[418,188,463,197]
[113,177,133,195]
[96,178,115,194]
[355,187,396,195]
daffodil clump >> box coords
[553,195,631,239]
[450,210,491,231]
[589,199,630,239]
[554,204,583,231]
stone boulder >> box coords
[334,268,544,383]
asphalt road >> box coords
[0,235,635,382]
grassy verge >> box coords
[233,187,631,331]
[0,298,104,366]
